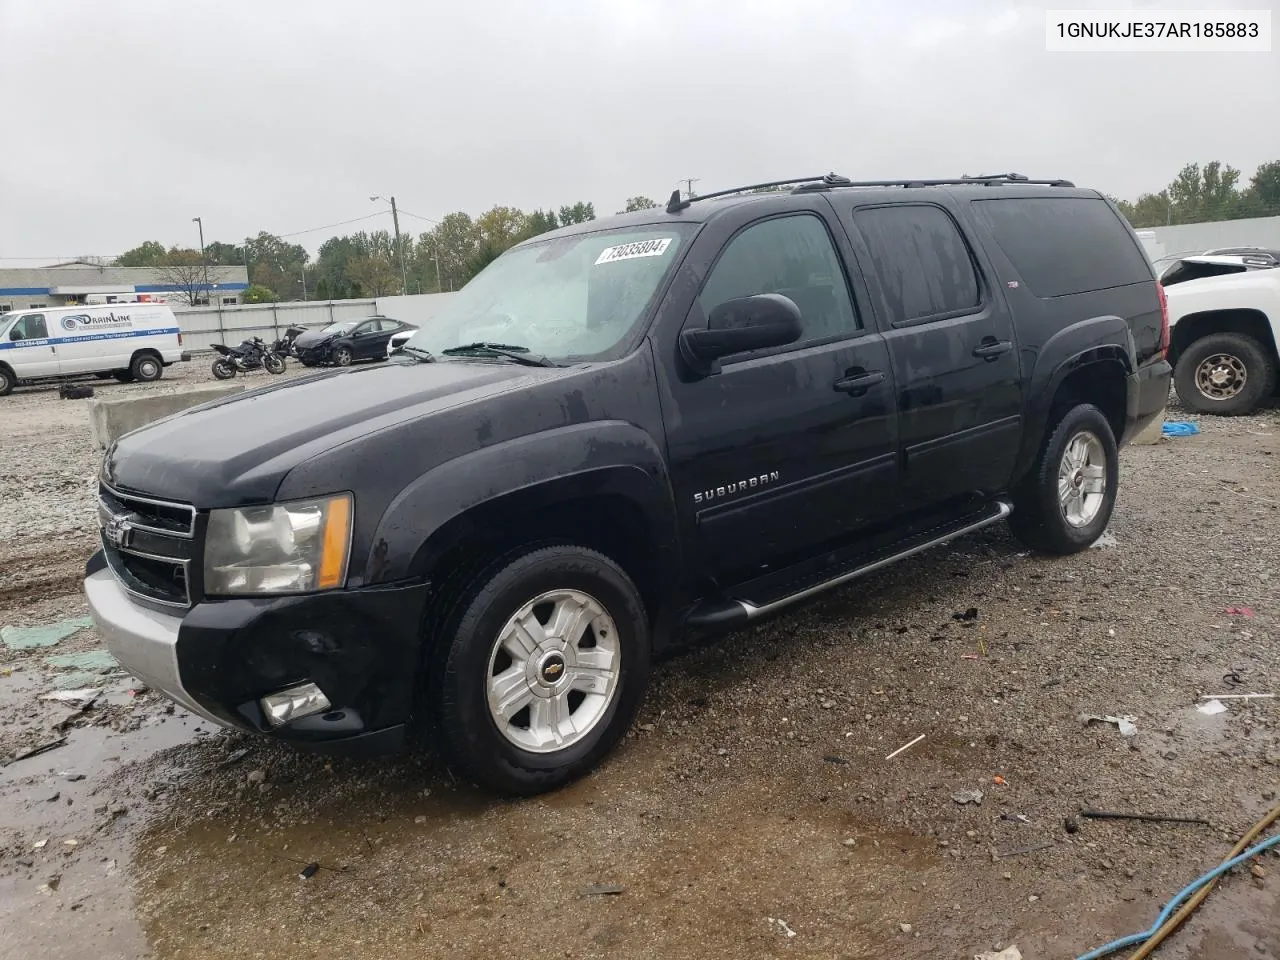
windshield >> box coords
[405,224,693,361]
[0,313,14,337]
[321,320,359,334]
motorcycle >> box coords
[211,337,286,379]
[271,325,306,360]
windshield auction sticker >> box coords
[595,238,672,265]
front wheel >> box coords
[430,545,651,795]
[1008,403,1119,555]
[211,358,237,380]
[1173,332,1277,416]
[264,353,286,374]
[330,345,353,367]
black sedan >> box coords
[293,316,418,367]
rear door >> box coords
[1,313,59,377]
[838,200,1023,511]
[660,202,901,585]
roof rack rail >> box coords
[665,172,1076,212]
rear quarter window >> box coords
[970,197,1153,298]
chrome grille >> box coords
[98,483,196,608]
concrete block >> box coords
[1132,406,1166,445]
[87,384,245,449]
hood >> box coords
[103,360,553,506]
[294,328,342,348]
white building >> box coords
[0,261,249,313]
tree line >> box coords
[112,159,1280,304]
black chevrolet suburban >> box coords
[85,173,1171,794]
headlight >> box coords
[204,494,352,596]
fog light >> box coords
[260,682,331,727]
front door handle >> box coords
[833,370,885,396]
[973,339,1012,361]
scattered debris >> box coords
[841,838,857,848]
[32,839,48,850]
[1197,700,1229,716]
[0,617,95,650]
[246,769,266,785]
[45,650,118,672]
[993,775,1007,786]
[7,736,68,765]
[1079,713,1138,737]
[822,754,850,764]
[952,789,984,805]
[1064,818,1079,834]
[1080,809,1211,827]
[975,947,1023,960]
[953,607,979,622]
[885,734,925,761]
[298,862,320,880]
[222,748,250,766]
[63,838,78,847]
[1224,606,1255,617]
[1162,421,1199,437]
[899,922,914,934]
[1090,530,1118,549]
[767,917,797,938]
[579,883,624,896]
[995,841,1054,859]
[38,688,101,706]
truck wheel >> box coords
[130,354,163,382]
[0,367,14,397]
[430,545,650,795]
[1173,332,1276,416]
[1008,403,1119,555]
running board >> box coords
[684,500,1013,629]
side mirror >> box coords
[679,293,803,374]
[9,330,21,341]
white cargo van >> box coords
[0,303,189,396]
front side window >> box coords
[696,214,860,346]
[405,224,693,361]
[9,313,48,340]
[853,205,981,323]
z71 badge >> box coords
[694,471,780,505]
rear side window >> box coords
[852,205,981,324]
[971,197,1152,298]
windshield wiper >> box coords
[401,345,436,363]
[440,342,559,367]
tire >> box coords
[264,353,286,374]
[113,371,135,384]
[430,544,651,795]
[1008,403,1119,555]
[331,345,353,367]
[130,353,162,382]
[211,358,237,380]
[1173,332,1276,416]
[0,366,14,397]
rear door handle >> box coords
[832,370,885,396]
[973,339,1012,361]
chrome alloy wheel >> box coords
[1194,353,1247,401]
[485,589,620,753]
[1058,430,1107,528]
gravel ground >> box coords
[1,365,1278,960]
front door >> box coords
[839,200,1023,510]
[660,205,900,587]
[351,319,391,360]
[0,313,59,378]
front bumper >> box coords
[85,553,431,755]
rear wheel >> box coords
[211,358,237,379]
[131,353,162,382]
[1173,332,1276,416]
[0,367,14,396]
[1009,403,1119,555]
[430,544,651,795]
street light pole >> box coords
[192,216,207,305]
[300,266,308,302]
[370,195,410,296]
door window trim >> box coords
[848,201,990,330]
[689,211,868,367]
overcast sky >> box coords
[1,0,1276,264]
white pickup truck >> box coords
[1163,256,1280,415]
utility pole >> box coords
[300,266,308,301]
[192,216,207,305]
[370,195,410,296]
[681,177,700,200]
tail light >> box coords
[1156,281,1170,361]
[177,331,184,346]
